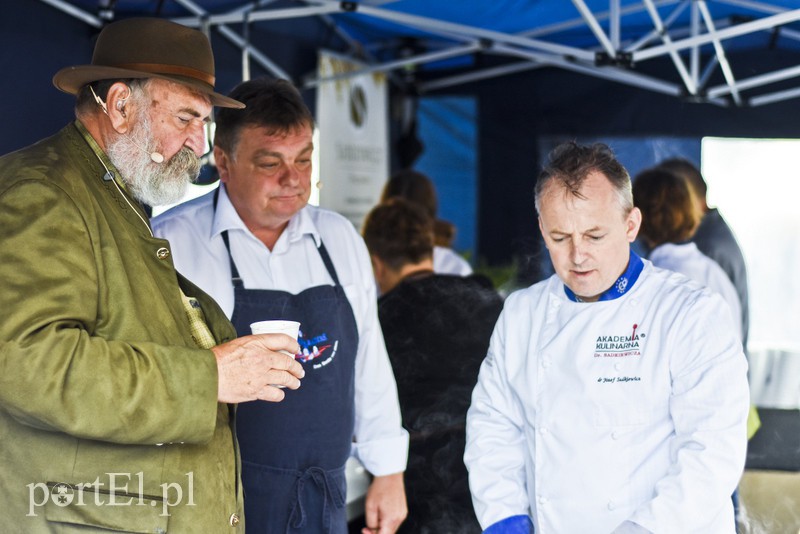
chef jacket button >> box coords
[611,431,620,440]
[539,427,549,435]
[538,496,548,505]
[229,513,240,527]
[607,500,616,511]
[156,247,170,260]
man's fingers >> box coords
[248,334,304,378]
[214,335,305,403]
[255,384,287,402]
[262,367,302,391]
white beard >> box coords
[106,113,202,207]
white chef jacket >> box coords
[151,185,409,476]
[465,260,749,534]
[649,242,742,341]
[434,246,473,276]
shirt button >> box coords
[156,247,170,260]
[539,427,549,435]
[542,358,551,368]
[608,500,616,511]
[538,496,549,505]
[611,431,620,440]
[229,513,240,527]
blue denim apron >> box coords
[220,229,358,534]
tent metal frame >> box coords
[38,0,800,107]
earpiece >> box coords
[116,101,124,111]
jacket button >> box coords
[156,247,170,260]
[229,513,240,527]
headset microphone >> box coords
[88,86,165,163]
[129,136,165,163]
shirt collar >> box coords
[563,249,644,303]
[210,184,321,249]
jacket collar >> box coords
[563,249,644,303]
[72,120,125,189]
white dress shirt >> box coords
[649,242,742,341]
[465,261,749,533]
[152,185,409,476]
[433,246,473,276]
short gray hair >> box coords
[535,141,633,215]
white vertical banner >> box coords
[316,50,388,230]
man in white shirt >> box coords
[465,142,749,534]
[152,78,408,534]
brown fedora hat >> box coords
[53,17,244,109]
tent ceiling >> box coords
[40,0,800,107]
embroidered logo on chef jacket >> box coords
[594,323,646,358]
[296,328,338,369]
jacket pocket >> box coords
[44,482,169,533]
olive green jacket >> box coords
[0,123,241,533]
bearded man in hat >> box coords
[0,17,305,532]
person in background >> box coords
[0,18,304,531]
[465,142,749,533]
[632,167,742,340]
[152,77,408,534]
[380,169,473,276]
[362,198,503,534]
[656,157,749,354]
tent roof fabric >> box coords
[45,0,800,107]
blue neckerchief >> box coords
[563,249,643,303]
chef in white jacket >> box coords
[465,142,749,534]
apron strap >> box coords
[214,187,245,289]
[286,466,346,534]
[316,242,341,287]
[220,230,244,288]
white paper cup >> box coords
[250,320,301,340]
[250,320,301,389]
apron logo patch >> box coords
[297,329,335,365]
